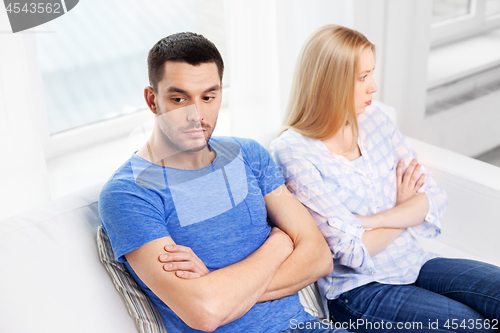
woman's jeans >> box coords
[328,258,500,332]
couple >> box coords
[100,27,500,333]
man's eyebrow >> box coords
[164,85,220,94]
[204,85,221,93]
[165,87,188,94]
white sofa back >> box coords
[409,138,500,265]
[0,184,137,333]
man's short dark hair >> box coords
[147,32,224,91]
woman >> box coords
[271,25,500,332]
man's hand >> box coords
[158,228,293,279]
[257,184,333,302]
[159,244,210,279]
[396,158,425,206]
[267,227,295,257]
[127,227,296,331]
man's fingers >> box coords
[175,271,200,279]
[159,252,198,263]
[164,244,194,254]
[163,261,194,271]
[163,261,199,273]
[159,244,209,277]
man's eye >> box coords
[172,97,185,103]
[203,96,215,102]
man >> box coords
[99,32,346,333]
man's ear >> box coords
[144,86,157,114]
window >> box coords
[35,0,227,135]
[431,0,500,46]
[486,0,500,16]
[427,0,500,116]
[432,0,471,24]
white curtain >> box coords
[0,11,49,220]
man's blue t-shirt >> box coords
[99,136,314,333]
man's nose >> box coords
[186,103,202,122]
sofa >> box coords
[2,115,500,332]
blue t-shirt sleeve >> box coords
[99,177,169,262]
[235,137,285,196]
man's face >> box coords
[154,61,222,154]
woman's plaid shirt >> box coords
[271,105,448,304]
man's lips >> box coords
[184,129,205,137]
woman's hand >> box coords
[159,244,210,279]
[396,158,425,206]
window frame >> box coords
[21,33,151,160]
[22,0,230,160]
[431,0,500,46]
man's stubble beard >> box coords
[160,118,217,155]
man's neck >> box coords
[137,134,214,170]
[161,146,214,170]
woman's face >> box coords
[354,48,377,115]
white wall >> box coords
[352,0,386,98]
[275,0,355,120]
[227,0,355,139]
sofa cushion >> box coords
[97,226,167,333]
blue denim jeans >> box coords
[328,258,500,332]
[279,320,351,333]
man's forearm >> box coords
[127,229,292,331]
[258,185,334,303]
[210,228,293,327]
[257,231,332,302]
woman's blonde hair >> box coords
[283,25,375,146]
